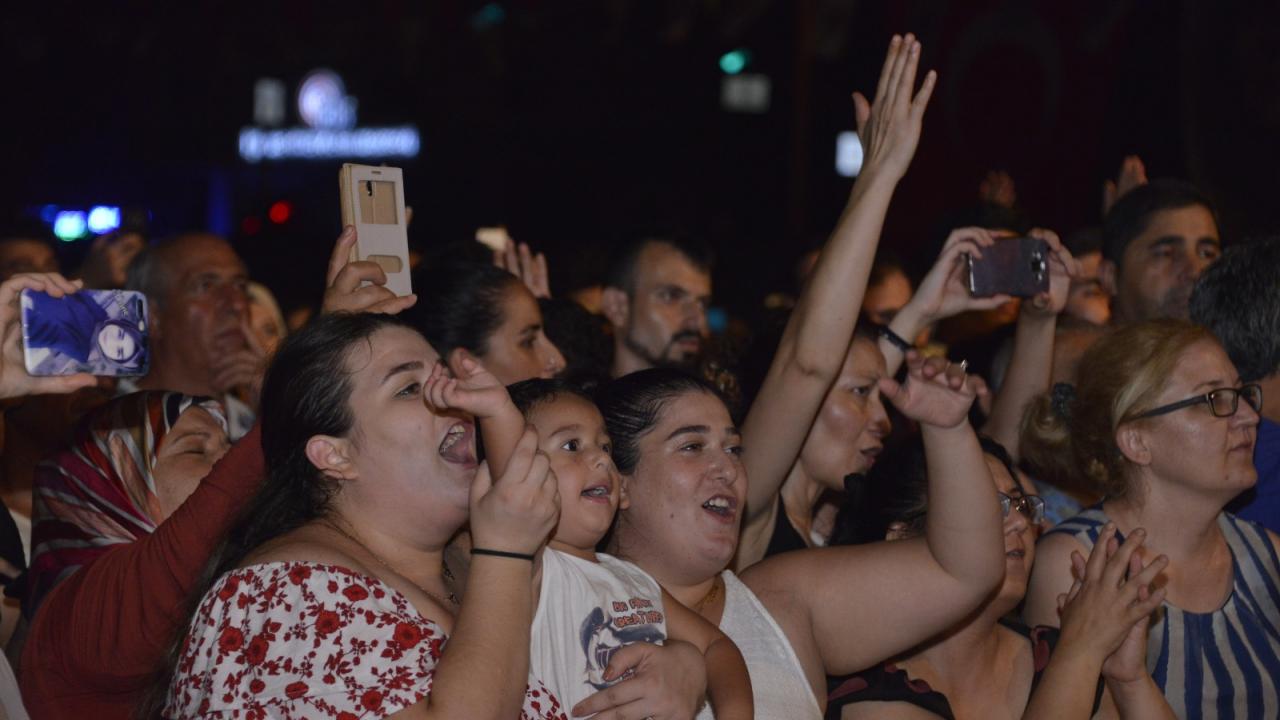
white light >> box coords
[254,78,287,127]
[238,127,421,162]
[87,206,121,234]
[720,74,771,113]
[836,131,863,177]
[297,69,356,130]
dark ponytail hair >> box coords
[408,260,521,358]
[596,368,727,475]
[139,312,419,718]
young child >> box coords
[426,361,752,719]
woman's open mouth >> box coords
[439,422,477,466]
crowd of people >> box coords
[0,33,1277,719]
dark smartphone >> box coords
[966,237,1050,298]
[21,288,150,376]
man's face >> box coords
[155,236,250,388]
[622,243,712,369]
[0,239,58,281]
[1113,205,1220,322]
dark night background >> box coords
[2,1,1278,318]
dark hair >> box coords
[830,440,929,546]
[538,297,613,389]
[1189,237,1280,382]
[408,260,521,358]
[140,312,418,717]
[1102,179,1218,267]
[1063,226,1104,257]
[596,368,726,475]
[829,435,1021,547]
[604,234,714,295]
[508,377,597,419]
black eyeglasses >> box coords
[1130,384,1263,421]
[999,492,1046,525]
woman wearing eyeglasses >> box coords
[823,436,1171,718]
[1022,320,1277,718]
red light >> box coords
[268,201,292,224]
[241,216,262,235]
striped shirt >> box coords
[1047,506,1280,718]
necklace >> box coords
[691,575,723,614]
[326,520,460,607]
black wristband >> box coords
[471,547,536,561]
[879,325,914,353]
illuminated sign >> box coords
[239,69,419,162]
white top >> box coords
[531,549,670,712]
[714,570,822,720]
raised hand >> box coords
[322,226,418,315]
[1022,228,1079,318]
[468,427,560,556]
[210,315,269,409]
[1102,155,1149,216]
[906,227,1013,324]
[423,356,513,421]
[0,273,98,400]
[879,352,977,429]
[494,240,551,299]
[571,640,707,720]
[1056,524,1167,677]
[853,33,937,184]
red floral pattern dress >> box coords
[165,562,567,719]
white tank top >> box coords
[531,549,669,712]
[710,570,823,720]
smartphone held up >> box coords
[966,236,1050,298]
[339,163,412,297]
[21,288,150,377]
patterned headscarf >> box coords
[25,391,228,617]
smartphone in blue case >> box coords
[21,288,150,377]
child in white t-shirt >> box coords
[425,361,751,719]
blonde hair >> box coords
[1020,320,1215,499]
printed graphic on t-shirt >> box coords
[580,596,666,691]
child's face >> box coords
[528,394,625,551]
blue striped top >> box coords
[1046,506,1280,718]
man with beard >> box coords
[1100,179,1221,323]
[601,235,712,377]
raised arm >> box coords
[981,229,1077,460]
[743,353,1004,678]
[877,227,1012,377]
[737,34,936,563]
